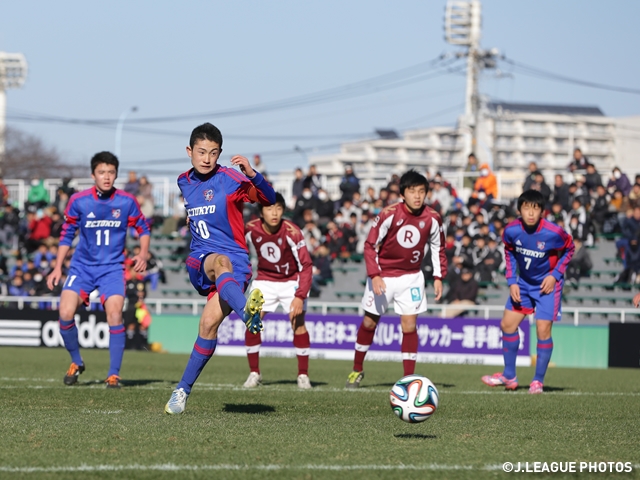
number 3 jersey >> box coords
[60,187,150,266]
[503,218,575,286]
[364,203,447,279]
[245,219,313,299]
[178,165,276,258]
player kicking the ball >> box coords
[244,192,314,389]
[481,189,574,394]
[164,123,275,414]
[46,152,150,388]
[345,170,447,388]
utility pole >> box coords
[0,52,28,175]
[445,1,481,150]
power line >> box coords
[7,56,464,127]
[501,57,640,96]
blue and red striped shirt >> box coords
[60,187,150,266]
[178,165,275,257]
[503,218,575,286]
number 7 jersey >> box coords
[60,187,149,266]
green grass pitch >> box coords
[0,346,639,479]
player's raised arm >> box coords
[229,155,276,206]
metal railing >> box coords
[1,296,638,326]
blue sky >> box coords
[1,0,639,176]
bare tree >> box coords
[1,127,89,179]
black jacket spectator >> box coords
[339,166,360,203]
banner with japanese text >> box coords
[217,314,530,366]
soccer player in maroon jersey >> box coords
[345,170,447,388]
[244,193,314,388]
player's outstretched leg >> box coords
[165,335,217,414]
[346,318,377,388]
[294,331,311,389]
[215,271,264,333]
[59,319,85,385]
[243,330,262,388]
[243,288,265,334]
[530,337,553,394]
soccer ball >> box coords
[389,374,439,423]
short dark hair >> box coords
[517,189,545,212]
[190,123,223,149]
[399,169,429,196]
[258,192,286,212]
[90,151,119,174]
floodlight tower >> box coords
[0,52,28,174]
[445,0,481,146]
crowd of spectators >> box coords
[2,150,639,310]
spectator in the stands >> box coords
[339,164,360,204]
[530,171,551,206]
[364,186,377,204]
[8,276,29,297]
[310,245,333,297]
[629,183,640,210]
[522,161,539,191]
[302,220,322,250]
[386,174,401,192]
[291,168,305,206]
[26,179,49,211]
[444,267,479,318]
[607,167,632,197]
[339,199,361,223]
[470,163,497,205]
[463,153,479,190]
[616,238,640,285]
[430,179,453,214]
[315,189,335,226]
[567,147,589,172]
[387,190,401,206]
[25,209,52,253]
[304,164,323,196]
[566,238,592,287]
[584,163,603,193]
[568,181,589,208]
[551,174,571,211]
[292,187,317,228]
[590,184,610,235]
[124,171,140,196]
[0,176,8,206]
[547,201,568,226]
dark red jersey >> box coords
[364,203,447,279]
[245,219,313,299]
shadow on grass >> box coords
[433,382,456,389]
[262,379,328,387]
[512,385,571,392]
[121,379,168,387]
[223,403,276,414]
[360,382,456,389]
[74,379,170,387]
[394,433,437,440]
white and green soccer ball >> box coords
[389,374,439,423]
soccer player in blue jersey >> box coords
[46,152,150,388]
[481,190,574,394]
[165,123,276,414]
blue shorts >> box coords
[62,263,125,305]
[505,278,563,322]
[186,251,252,299]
